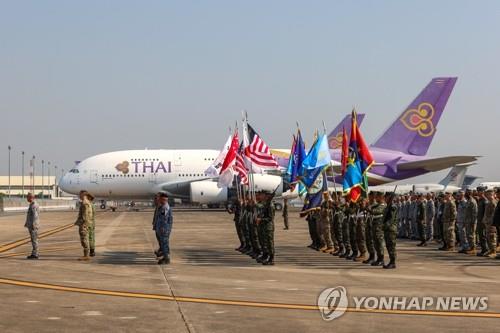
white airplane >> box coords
[370,163,474,194]
[59,149,283,208]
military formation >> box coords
[229,186,500,269]
[229,189,276,265]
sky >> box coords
[1,1,499,184]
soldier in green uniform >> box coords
[256,190,276,265]
[247,198,262,259]
[354,199,368,262]
[440,192,457,251]
[482,189,498,258]
[88,194,96,257]
[320,192,334,253]
[416,193,427,247]
[74,191,95,261]
[370,191,386,266]
[363,192,376,264]
[331,193,345,256]
[383,192,398,269]
[464,189,478,255]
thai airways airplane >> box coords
[274,77,478,185]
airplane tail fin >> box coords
[328,113,365,149]
[438,162,474,188]
[462,175,481,189]
[372,77,457,156]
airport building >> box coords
[0,176,60,198]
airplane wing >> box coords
[159,177,215,199]
[397,156,479,172]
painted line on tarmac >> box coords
[1,277,500,319]
[0,243,149,259]
[0,223,75,253]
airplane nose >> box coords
[59,174,71,193]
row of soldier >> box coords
[229,190,276,265]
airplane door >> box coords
[149,172,157,184]
[90,170,99,184]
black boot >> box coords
[347,250,357,260]
[339,249,349,258]
[262,255,274,265]
[371,256,384,266]
[257,253,268,263]
[362,254,375,264]
[383,260,396,269]
[89,249,95,257]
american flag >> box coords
[244,124,279,172]
[234,143,248,185]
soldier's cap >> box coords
[158,192,169,198]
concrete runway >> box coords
[1,210,500,333]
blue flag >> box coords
[290,131,307,183]
[301,172,328,215]
[302,134,331,170]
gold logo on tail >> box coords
[328,132,344,149]
[400,102,436,137]
[115,161,130,174]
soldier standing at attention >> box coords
[228,198,244,252]
[74,190,95,261]
[370,192,387,266]
[330,192,343,256]
[282,199,289,230]
[456,191,468,252]
[464,189,478,255]
[88,194,96,257]
[476,187,488,256]
[155,192,173,265]
[346,201,359,260]
[256,190,276,265]
[416,194,427,247]
[363,192,376,264]
[440,192,457,251]
[152,193,163,258]
[320,192,334,253]
[425,193,436,241]
[25,193,40,260]
[354,199,368,262]
[383,192,398,269]
[339,201,352,258]
[482,189,498,258]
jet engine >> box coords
[190,181,228,204]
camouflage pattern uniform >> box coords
[482,197,498,257]
[340,204,351,258]
[456,197,468,251]
[75,198,94,257]
[383,198,398,268]
[248,201,261,256]
[425,197,435,241]
[257,196,276,265]
[464,196,478,253]
[347,204,358,259]
[241,202,252,253]
[24,200,40,258]
[442,198,457,250]
[476,196,487,254]
[371,200,386,264]
[364,202,376,263]
[416,199,427,244]
[355,207,367,261]
[88,204,96,254]
[320,199,334,252]
[332,201,344,255]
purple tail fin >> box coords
[371,77,457,156]
[328,113,365,149]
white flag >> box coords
[205,134,232,177]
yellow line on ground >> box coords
[0,223,74,253]
[1,277,499,318]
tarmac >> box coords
[1,209,500,333]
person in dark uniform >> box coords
[383,192,398,269]
[282,199,289,230]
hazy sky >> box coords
[1,1,499,184]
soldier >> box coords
[155,192,173,265]
[440,192,457,251]
[88,194,96,257]
[240,198,253,255]
[320,192,334,253]
[74,190,95,261]
[256,190,276,265]
[476,187,488,256]
[396,196,405,238]
[152,193,163,258]
[347,202,358,260]
[456,191,468,252]
[481,189,498,258]
[434,194,442,242]
[383,192,398,269]
[228,198,245,251]
[415,193,427,247]
[282,199,289,230]
[425,193,436,241]
[247,198,262,259]
[402,195,411,239]
[354,199,368,262]
[363,192,376,264]
[370,191,386,266]
[332,193,345,256]
[409,194,418,240]
[464,189,478,255]
[25,193,40,260]
[339,201,352,258]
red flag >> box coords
[341,126,348,177]
[220,131,239,174]
[352,110,374,174]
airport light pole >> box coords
[41,160,44,199]
[8,145,11,198]
[48,161,51,198]
[54,165,58,198]
[21,151,25,198]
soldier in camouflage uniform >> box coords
[331,193,345,256]
[228,198,244,251]
[481,189,498,258]
[383,192,398,269]
[256,190,276,265]
[476,187,488,256]
[346,202,358,260]
[440,192,457,251]
[240,199,252,254]
[354,199,368,262]
[370,191,386,266]
[464,189,478,255]
[74,191,95,261]
[339,202,351,258]
[425,193,436,241]
[363,192,376,264]
[416,193,427,247]
[247,198,262,259]
[320,192,334,253]
[456,191,468,252]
